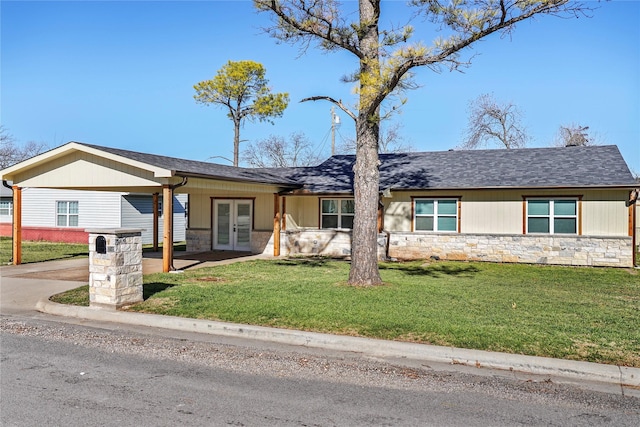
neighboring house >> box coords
[1,142,637,269]
[0,185,187,244]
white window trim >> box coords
[525,197,578,235]
[320,198,355,230]
[0,200,12,216]
[413,198,459,232]
[56,201,79,227]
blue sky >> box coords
[2,0,639,173]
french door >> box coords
[213,200,252,251]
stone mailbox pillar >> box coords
[86,228,144,309]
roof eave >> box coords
[175,171,301,189]
[388,184,640,191]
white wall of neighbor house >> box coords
[121,193,187,243]
[20,188,122,229]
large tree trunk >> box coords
[233,118,241,167]
[348,0,383,286]
[349,117,382,285]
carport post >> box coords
[162,185,173,272]
[273,193,281,256]
[12,185,22,265]
[153,192,159,252]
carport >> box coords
[0,142,300,272]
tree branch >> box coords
[300,96,357,121]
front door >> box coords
[213,200,252,251]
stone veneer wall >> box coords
[186,229,212,252]
[186,228,633,267]
[186,228,276,255]
[87,229,143,309]
[387,233,634,267]
[282,230,387,259]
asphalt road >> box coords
[2,317,639,427]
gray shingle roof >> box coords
[276,145,636,193]
[77,143,636,194]
[76,142,301,187]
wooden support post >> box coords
[273,193,280,256]
[162,185,173,272]
[153,192,159,252]
[282,196,287,231]
[631,200,637,267]
[12,186,22,265]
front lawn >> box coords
[0,237,88,264]
[51,258,640,367]
[0,238,186,264]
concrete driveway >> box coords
[0,251,265,315]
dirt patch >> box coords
[15,268,89,282]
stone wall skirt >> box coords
[388,233,633,267]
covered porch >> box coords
[1,142,299,272]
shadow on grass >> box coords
[380,262,480,277]
[60,252,89,258]
[143,282,177,300]
[275,257,340,268]
[142,243,186,253]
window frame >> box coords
[56,200,79,227]
[412,197,461,233]
[0,200,12,216]
[319,198,355,230]
[524,196,580,235]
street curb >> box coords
[36,298,640,389]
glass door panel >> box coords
[214,201,233,250]
[234,202,252,251]
[213,200,252,251]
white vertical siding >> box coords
[383,189,630,236]
[21,188,121,228]
[582,190,630,236]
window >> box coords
[56,201,79,227]
[526,199,577,234]
[0,201,12,216]
[414,198,458,232]
[321,199,354,229]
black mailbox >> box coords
[96,236,107,254]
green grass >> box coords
[0,237,89,264]
[0,238,186,264]
[53,258,640,367]
[51,285,90,306]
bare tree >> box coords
[255,0,594,286]
[242,133,323,167]
[0,126,48,169]
[338,122,415,154]
[460,93,529,149]
[554,123,600,147]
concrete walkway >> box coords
[2,255,639,397]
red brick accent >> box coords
[0,223,88,243]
